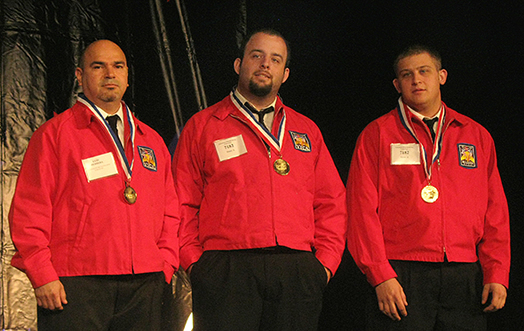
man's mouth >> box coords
[254,71,271,79]
[102,80,120,89]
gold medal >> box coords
[124,185,137,204]
[273,158,290,175]
[421,185,439,203]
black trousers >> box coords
[38,272,166,331]
[190,248,328,331]
[366,260,487,331]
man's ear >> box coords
[439,69,448,85]
[234,58,241,75]
[393,78,401,94]
[281,68,290,84]
[75,67,83,86]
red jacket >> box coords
[9,100,180,288]
[173,94,347,274]
[346,102,510,287]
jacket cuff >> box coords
[366,262,398,287]
[180,245,204,271]
[483,267,510,288]
[163,262,176,283]
[315,251,342,276]
[26,265,59,289]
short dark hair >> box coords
[394,45,442,76]
[238,28,291,68]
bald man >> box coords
[9,40,180,331]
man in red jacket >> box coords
[346,45,510,330]
[172,28,347,330]
[9,40,180,331]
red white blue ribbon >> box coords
[231,91,286,152]
[397,97,445,183]
[78,94,136,180]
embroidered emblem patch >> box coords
[137,146,157,171]
[289,131,311,152]
[458,143,477,169]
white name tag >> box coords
[391,143,421,165]
[82,152,119,182]
[214,135,248,162]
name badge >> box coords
[390,143,421,165]
[214,134,248,162]
[82,152,119,182]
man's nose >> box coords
[105,66,116,77]
[411,72,422,84]
[260,56,270,69]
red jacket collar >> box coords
[71,99,145,136]
[213,93,286,121]
[403,101,468,128]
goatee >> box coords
[249,80,272,97]
[98,92,118,103]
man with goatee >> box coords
[172,29,347,331]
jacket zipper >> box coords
[439,119,453,260]
[231,114,277,245]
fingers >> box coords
[377,281,508,320]
[60,287,68,307]
[481,285,489,305]
[39,292,62,310]
[482,283,507,313]
[376,278,408,321]
[34,280,67,310]
[380,301,404,321]
[324,267,332,284]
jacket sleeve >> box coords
[346,122,397,287]
[158,144,181,282]
[311,130,347,276]
[172,117,205,270]
[477,137,510,288]
[9,125,59,289]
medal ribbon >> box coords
[231,92,286,152]
[78,94,136,180]
[397,97,445,182]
